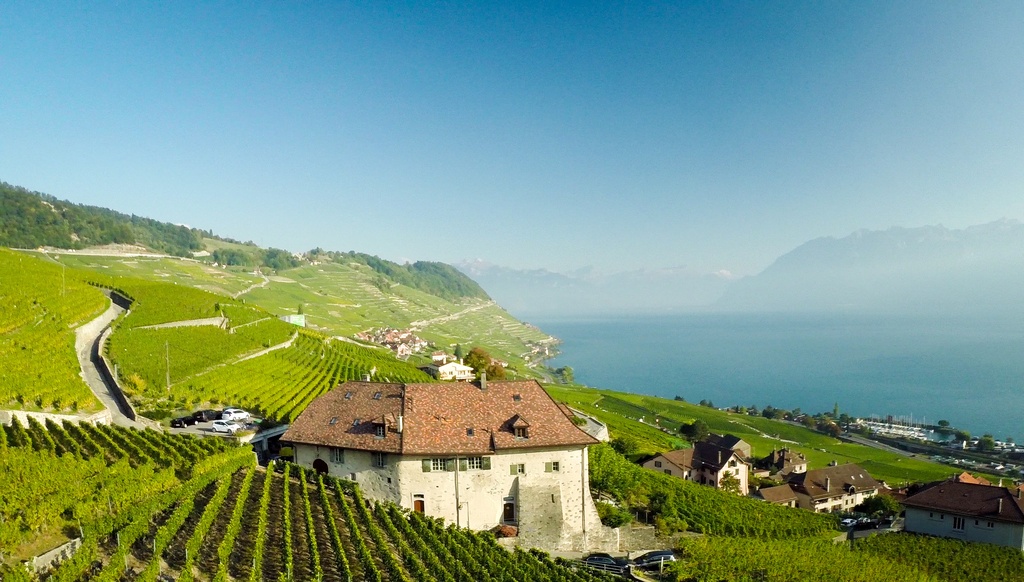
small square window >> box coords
[467,456,482,470]
[654,461,662,468]
[353,419,361,426]
[373,391,383,400]
[514,427,528,439]
[467,427,475,436]
[375,424,386,438]
[551,461,559,472]
[344,391,353,400]
[330,448,344,463]
[431,458,446,471]
[329,417,338,425]
[517,464,526,474]
[513,394,522,402]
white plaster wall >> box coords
[905,508,1024,549]
[294,444,402,503]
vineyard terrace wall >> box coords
[294,442,617,551]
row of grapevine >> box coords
[45,460,613,581]
[171,332,432,422]
[0,249,107,412]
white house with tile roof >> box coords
[282,379,618,551]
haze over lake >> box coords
[535,312,1024,441]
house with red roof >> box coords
[282,379,617,551]
[903,481,1024,549]
[640,434,751,495]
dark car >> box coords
[582,553,629,572]
[633,550,676,569]
[192,409,220,422]
[170,416,198,428]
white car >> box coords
[221,408,250,422]
[211,420,242,434]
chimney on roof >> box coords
[397,415,403,434]
[826,477,832,491]
[480,372,487,391]
[362,373,371,381]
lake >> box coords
[532,312,1024,441]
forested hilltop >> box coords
[0,181,487,301]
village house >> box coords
[903,481,1024,550]
[755,447,808,479]
[422,360,476,382]
[786,463,880,512]
[641,434,751,495]
[282,379,617,551]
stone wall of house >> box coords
[294,442,619,551]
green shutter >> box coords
[445,459,455,472]
[510,464,518,475]
[422,459,431,472]
[459,459,468,471]
[545,462,553,473]
[481,457,491,470]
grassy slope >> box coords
[546,384,960,485]
[57,253,554,375]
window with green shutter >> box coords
[481,457,491,470]
[422,459,432,472]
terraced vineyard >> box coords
[49,462,616,582]
[0,249,108,412]
[172,332,432,421]
[0,417,238,567]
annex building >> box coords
[903,481,1024,550]
[282,379,617,551]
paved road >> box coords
[74,298,143,428]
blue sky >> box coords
[2,1,1023,275]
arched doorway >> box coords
[313,458,328,475]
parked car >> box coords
[221,408,250,422]
[633,550,676,569]
[211,420,242,434]
[582,553,630,572]
[170,416,198,428]
[840,518,858,528]
[193,409,220,422]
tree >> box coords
[719,473,742,495]
[674,395,686,402]
[610,436,640,457]
[977,435,997,452]
[556,366,574,384]
[454,344,464,360]
[485,361,506,380]
[855,495,901,517]
[464,347,491,376]
[680,419,710,444]
[937,419,950,428]
[954,429,971,442]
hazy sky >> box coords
[2,2,1023,275]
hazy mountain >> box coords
[456,260,734,317]
[716,219,1024,315]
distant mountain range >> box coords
[455,260,734,317]
[717,219,1024,315]
[460,220,1024,317]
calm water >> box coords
[532,313,1024,441]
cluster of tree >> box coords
[0,182,203,256]
[463,346,506,380]
[555,366,574,384]
[309,249,490,301]
[679,419,710,444]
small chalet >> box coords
[423,360,475,382]
[281,379,617,551]
[641,433,751,495]
[757,448,808,479]
[786,463,879,512]
[903,481,1024,550]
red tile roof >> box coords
[903,481,1024,523]
[787,463,879,500]
[282,380,598,455]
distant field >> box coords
[58,253,557,376]
[545,384,962,485]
